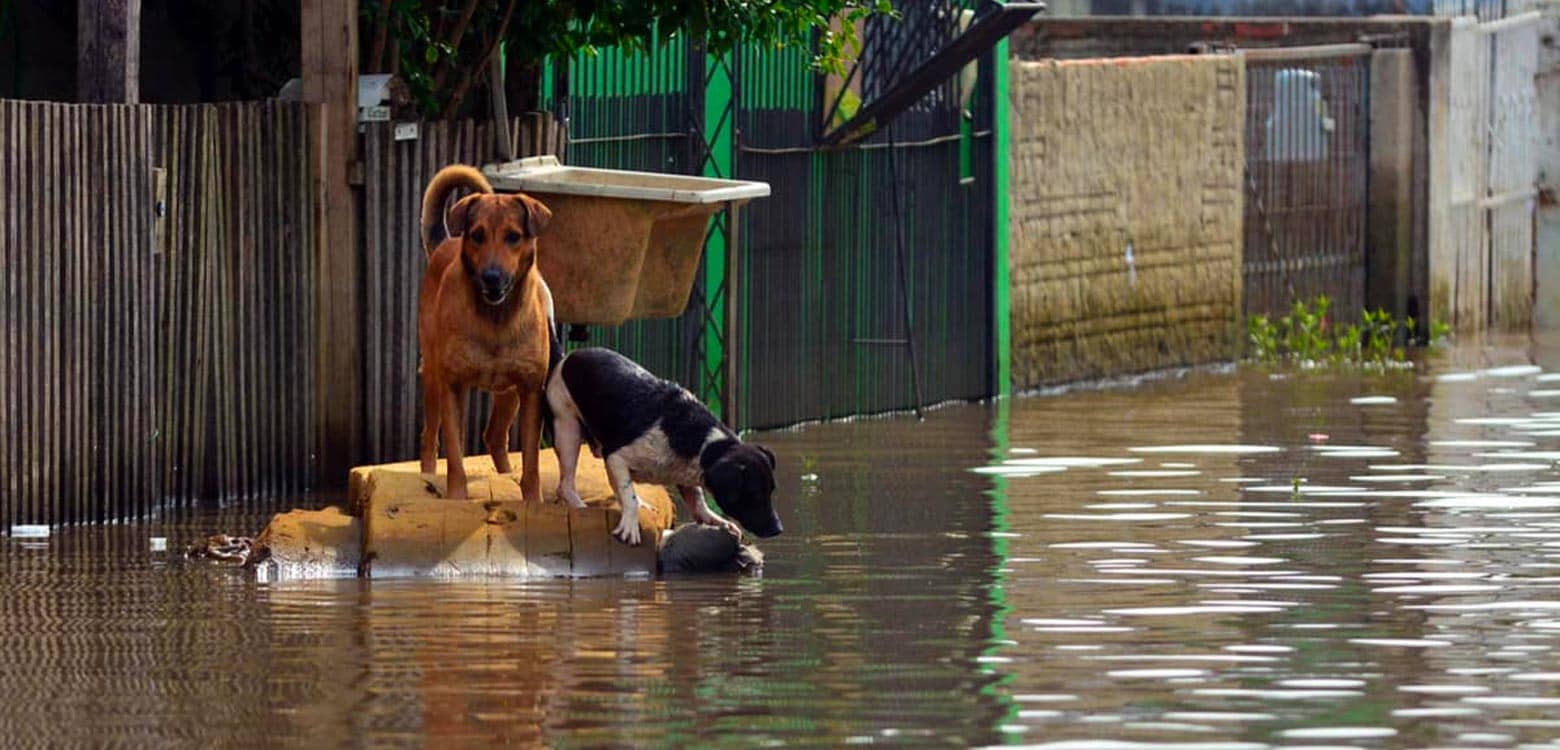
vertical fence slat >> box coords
[2,98,319,528]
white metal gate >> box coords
[1430,4,1542,330]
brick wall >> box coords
[1008,55,1245,390]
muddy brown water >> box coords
[7,336,1560,748]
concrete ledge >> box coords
[256,450,675,580]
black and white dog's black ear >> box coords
[756,445,776,470]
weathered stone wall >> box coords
[1008,55,1245,390]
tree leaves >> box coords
[366,0,892,118]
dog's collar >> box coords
[699,437,740,472]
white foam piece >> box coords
[9,525,49,538]
[1192,688,1362,700]
[1432,439,1536,448]
[1191,556,1286,565]
[981,742,1267,750]
[1106,668,1208,679]
[1392,707,1483,717]
[1042,512,1193,522]
[1418,495,1560,509]
[1372,583,1503,594]
[1004,456,1142,468]
[1047,541,1157,549]
[971,465,1068,476]
[1104,605,1286,616]
[1027,625,1136,634]
[1090,653,1280,663]
[1347,638,1452,647]
[1361,571,1487,580]
[1350,395,1398,405]
[1280,727,1397,741]
[1482,365,1543,377]
[1161,712,1276,722]
[1463,696,1560,706]
[1314,449,1402,458]
[1245,484,1364,495]
[1280,678,1366,688]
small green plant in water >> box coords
[1247,296,1446,368]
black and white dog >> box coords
[546,347,784,545]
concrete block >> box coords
[264,449,675,579]
[252,506,362,579]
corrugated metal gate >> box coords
[1,100,317,527]
[1430,4,1541,330]
[1241,45,1370,322]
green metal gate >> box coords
[548,6,1002,429]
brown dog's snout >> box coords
[478,267,508,293]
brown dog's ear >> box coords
[516,194,552,238]
[445,193,484,237]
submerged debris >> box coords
[659,524,764,575]
[186,534,257,565]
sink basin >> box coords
[484,156,770,325]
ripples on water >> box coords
[6,335,1560,747]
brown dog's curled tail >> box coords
[420,164,492,257]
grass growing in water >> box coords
[1247,296,1449,367]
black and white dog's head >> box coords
[703,443,783,538]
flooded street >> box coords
[7,334,1560,748]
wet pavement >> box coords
[5,334,1560,747]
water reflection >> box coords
[1,408,1012,747]
[5,334,1560,747]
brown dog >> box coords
[418,164,556,502]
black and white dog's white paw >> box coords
[613,507,642,545]
[694,506,742,538]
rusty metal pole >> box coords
[723,204,740,430]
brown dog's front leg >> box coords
[486,390,520,475]
[442,385,469,499]
[420,380,446,476]
[517,390,543,504]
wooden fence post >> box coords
[77,0,140,103]
[302,0,362,484]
